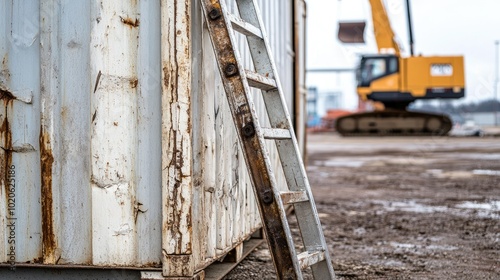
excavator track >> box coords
[335,110,453,136]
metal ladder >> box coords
[200,0,335,279]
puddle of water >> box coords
[384,158,434,165]
[390,242,458,251]
[381,260,406,267]
[376,199,500,219]
[472,169,500,176]
[317,155,433,168]
[455,201,500,211]
[380,200,448,214]
[426,169,500,178]
[389,242,415,249]
[426,169,474,179]
[322,160,364,168]
[449,153,500,160]
[426,244,459,251]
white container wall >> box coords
[0,0,305,278]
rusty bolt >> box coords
[242,123,255,138]
[208,8,221,20]
[224,63,238,77]
[262,190,273,205]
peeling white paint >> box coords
[0,0,304,276]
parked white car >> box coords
[450,120,484,137]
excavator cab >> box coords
[357,54,399,87]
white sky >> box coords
[306,0,500,110]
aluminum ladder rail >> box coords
[200,0,335,279]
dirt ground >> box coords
[224,134,500,279]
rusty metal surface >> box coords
[0,0,302,276]
[1,0,43,265]
[161,0,194,276]
[39,131,55,263]
[0,0,162,268]
[200,0,298,278]
[337,22,366,43]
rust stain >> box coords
[1,93,13,207]
[130,78,138,89]
[163,254,193,277]
[183,1,190,44]
[1,118,12,205]
[163,66,171,95]
[0,88,15,102]
[1,118,12,149]
[119,16,140,28]
[161,0,194,260]
[1,54,8,78]
[133,200,147,223]
[39,130,57,263]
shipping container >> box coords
[0,0,307,279]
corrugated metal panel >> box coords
[1,0,163,267]
[0,0,302,276]
[39,0,92,265]
[1,0,43,265]
[89,0,163,266]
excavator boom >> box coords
[368,0,401,55]
[338,0,401,56]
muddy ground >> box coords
[224,134,500,279]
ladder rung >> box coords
[297,250,326,270]
[280,191,309,205]
[227,13,263,39]
[261,128,291,140]
[245,70,277,91]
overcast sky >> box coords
[306,0,500,110]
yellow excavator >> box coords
[336,0,465,136]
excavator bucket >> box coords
[337,21,366,43]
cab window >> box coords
[358,56,398,87]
